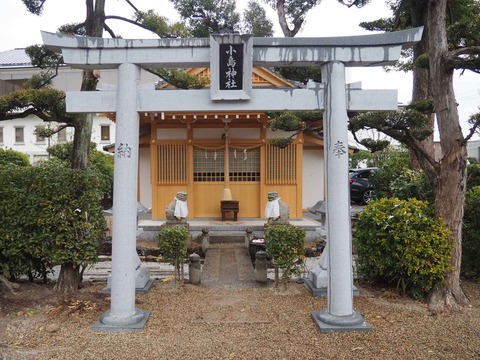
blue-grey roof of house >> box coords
[0,49,32,68]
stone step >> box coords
[209,234,245,243]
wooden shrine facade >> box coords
[134,67,321,219]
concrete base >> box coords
[102,278,155,294]
[304,278,328,296]
[311,309,372,333]
[92,308,151,332]
[104,265,153,294]
[304,278,359,297]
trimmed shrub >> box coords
[354,198,453,299]
[0,162,106,280]
[462,186,480,278]
[157,225,189,284]
[0,148,30,167]
[265,224,305,285]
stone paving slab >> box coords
[202,244,258,288]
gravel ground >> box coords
[1,279,479,360]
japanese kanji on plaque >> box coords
[210,34,252,100]
[219,44,243,91]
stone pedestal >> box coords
[104,253,154,294]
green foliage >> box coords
[447,0,480,48]
[21,45,64,89]
[368,147,433,202]
[368,146,409,190]
[157,225,189,284]
[0,88,74,123]
[359,138,391,153]
[26,45,63,70]
[350,109,433,141]
[269,138,293,148]
[21,0,44,15]
[354,198,453,298]
[242,0,274,36]
[268,112,305,132]
[151,68,208,89]
[46,142,82,161]
[265,224,305,283]
[171,0,240,36]
[468,112,480,136]
[47,142,114,208]
[467,160,480,189]
[267,111,322,126]
[388,169,433,203]
[462,186,480,278]
[274,67,322,84]
[0,162,106,279]
[359,0,480,72]
[267,111,322,148]
[58,22,87,36]
[406,99,434,114]
[135,10,190,38]
[349,150,373,169]
[414,53,430,69]
[157,226,189,261]
[0,148,30,167]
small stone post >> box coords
[201,228,209,255]
[245,227,254,248]
[255,251,268,283]
[189,254,202,284]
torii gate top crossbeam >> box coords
[41,27,423,70]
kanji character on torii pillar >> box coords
[42,27,423,333]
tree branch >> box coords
[123,0,140,13]
[103,23,117,38]
[444,46,480,72]
[104,15,153,33]
[464,114,480,143]
[0,108,74,124]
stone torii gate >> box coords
[42,27,422,333]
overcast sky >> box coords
[1,0,478,139]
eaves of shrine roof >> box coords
[159,67,297,90]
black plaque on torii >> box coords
[210,34,252,100]
[219,44,244,91]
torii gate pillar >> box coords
[310,61,371,332]
[93,63,150,331]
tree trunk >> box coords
[409,1,436,181]
[275,0,301,37]
[55,0,104,294]
[54,262,81,296]
[71,114,93,170]
[427,0,469,312]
